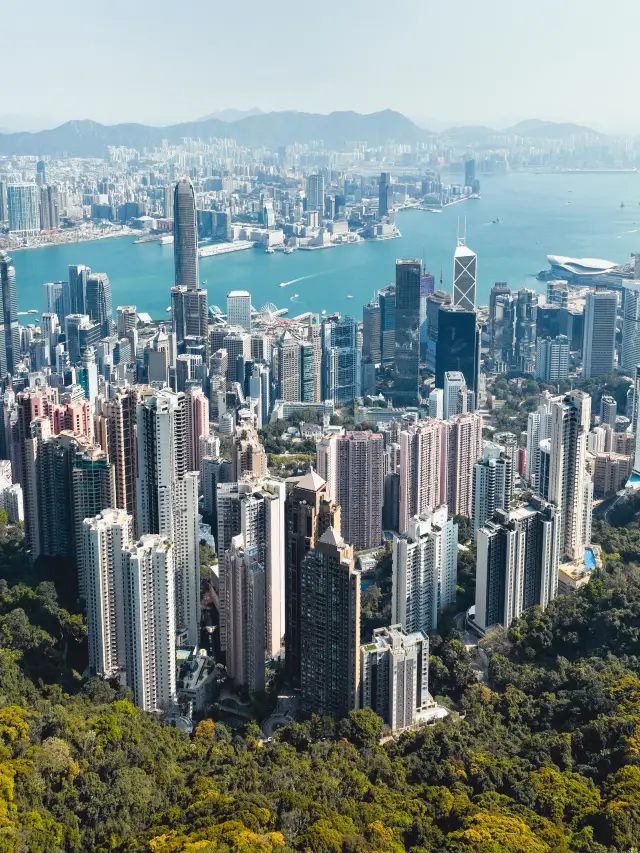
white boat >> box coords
[27,309,38,314]
[291,293,299,299]
[346,295,353,299]
[165,306,172,312]
[284,247,294,254]
[158,234,174,245]
[279,282,286,287]
[265,246,275,254]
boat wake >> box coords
[279,274,316,288]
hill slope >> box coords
[0,109,428,157]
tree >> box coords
[337,709,384,748]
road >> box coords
[262,695,298,738]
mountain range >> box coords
[0,111,603,158]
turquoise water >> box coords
[11,172,640,319]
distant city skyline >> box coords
[3,0,640,133]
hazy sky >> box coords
[4,0,640,132]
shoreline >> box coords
[4,229,134,253]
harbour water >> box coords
[11,171,640,319]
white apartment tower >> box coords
[472,443,513,540]
[136,389,200,645]
[360,625,431,731]
[392,505,458,634]
[83,509,134,678]
[443,370,468,420]
[548,391,592,561]
[121,535,177,712]
[582,290,617,379]
[525,391,555,488]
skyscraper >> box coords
[600,394,618,428]
[285,471,339,687]
[116,305,137,338]
[306,174,325,215]
[94,388,140,518]
[39,185,59,231]
[136,389,200,644]
[334,431,384,551]
[548,391,592,561]
[0,252,20,378]
[226,290,252,331]
[362,298,382,365]
[378,172,393,218]
[173,179,199,290]
[299,526,360,716]
[535,335,570,381]
[525,391,555,489]
[69,265,90,315]
[185,385,210,472]
[171,286,208,347]
[622,283,640,370]
[435,306,481,398]
[85,273,113,336]
[475,498,559,633]
[392,505,458,634]
[472,443,512,540]
[7,183,40,235]
[83,508,134,678]
[515,289,538,373]
[163,185,174,219]
[121,535,177,712]
[583,290,617,378]
[398,419,446,533]
[443,370,469,420]
[222,534,266,695]
[360,625,430,731]
[322,316,360,404]
[393,259,421,407]
[453,239,476,310]
[446,412,484,518]
[379,286,396,365]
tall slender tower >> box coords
[399,419,446,533]
[453,235,477,311]
[94,388,141,518]
[0,252,20,378]
[284,471,340,687]
[136,389,200,644]
[83,509,134,678]
[393,259,422,407]
[173,179,199,290]
[548,391,592,561]
[121,535,177,712]
[299,526,360,716]
[446,412,483,518]
[334,431,384,551]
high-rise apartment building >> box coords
[226,290,252,332]
[185,385,209,472]
[600,395,618,429]
[548,391,592,561]
[121,535,177,712]
[392,505,458,633]
[398,419,446,533]
[7,183,40,235]
[583,290,617,378]
[435,306,481,398]
[216,477,286,659]
[173,179,199,290]
[232,425,267,481]
[525,392,555,489]
[443,370,469,420]
[535,335,570,381]
[163,185,174,219]
[361,625,430,731]
[116,305,137,338]
[222,534,266,694]
[472,443,512,540]
[453,239,476,310]
[136,389,200,644]
[299,526,360,716]
[393,260,421,407]
[446,412,483,518]
[39,185,59,231]
[475,498,559,633]
[334,431,383,551]
[0,252,20,378]
[285,470,339,687]
[72,445,117,597]
[83,509,134,678]
[94,388,140,518]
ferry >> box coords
[26,309,38,314]
[165,306,172,312]
[346,295,353,299]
